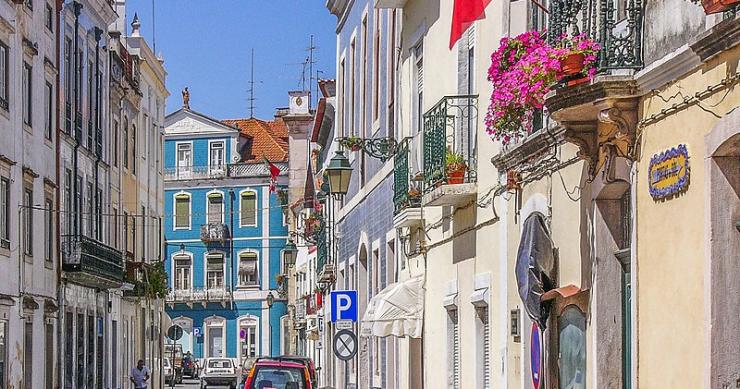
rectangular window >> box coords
[373,9,381,122]
[207,193,223,224]
[96,189,102,241]
[174,195,190,229]
[140,206,146,260]
[131,210,137,256]
[45,3,53,31]
[388,9,397,137]
[0,321,6,388]
[63,38,71,132]
[24,320,32,389]
[24,188,33,256]
[208,141,225,173]
[45,82,53,140]
[112,121,119,167]
[174,256,191,290]
[176,143,192,177]
[112,207,118,249]
[206,254,224,288]
[361,16,368,136]
[45,198,53,263]
[123,211,129,252]
[338,59,345,137]
[131,125,137,174]
[238,252,258,286]
[75,176,82,233]
[349,39,356,136]
[123,121,129,168]
[45,322,53,389]
[63,170,71,236]
[0,177,9,249]
[23,62,32,126]
[86,183,93,237]
[0,42,7,110]
[111,321,118,389]
[415,42,424,133]
[239,191,256,226]
[87,60,94,149]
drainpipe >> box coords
[55,1,64,387]
[93,27,102,242]
[72,1,82,240]
[229,190,235,310]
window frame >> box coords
[175,141,193,177]
[45,198,53,263]
[238,189,258,227]
[172,253,193,291]
[0,41,8,111]
[45,3,53,31]
[23,61,32,126]
[547,291,590,389]
[205,252,226,289]
[173,192,192,230]
[23,187,33,256]
[237,250,259,288]
[206,191,225,224]
[0,176,9,248]
[45,81,53,140]
[208,140,226,173]
[24,319,33,389]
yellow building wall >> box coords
[636,44,740,389]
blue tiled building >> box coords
[163,105,291,363]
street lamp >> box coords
[266,291,275,357]
[266,291,275,308]
[325,150,352,197]
[179,243,186,255]
[283,239,298,268]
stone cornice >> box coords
[691,15,740,62]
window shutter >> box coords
[482,308,490,389]
[175,195,190,228]
[240,192,256,226]
[453,311,460,389]
[207,194,223,223]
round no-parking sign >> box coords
[333,329,358,361]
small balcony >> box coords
[393,138,423,228]
[200,222,229,243]
[422,95,478,207]
[164,162,288,181]
[166,287,230,308]
[62,235,124,289]
[543,0,644,176]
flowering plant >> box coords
[485,31,600,143]
[556,33,601,78]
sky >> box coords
[123,0,337,120]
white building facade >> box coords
[0,0,61,388]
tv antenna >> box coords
[247,49,262,118]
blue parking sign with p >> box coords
[330,290,358,322]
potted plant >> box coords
[408,186,421,199]
[342,136,364,151]
[445,149,467,184]
[275,273,286,285]
[485,31,600,144]
[556,33,600,77]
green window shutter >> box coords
[175,195,190,228]
[240,192,256,226]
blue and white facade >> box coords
[163,107,289,364]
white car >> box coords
[201,357,237,389]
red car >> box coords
[243,359,312,389]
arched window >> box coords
[205,252,225,289]
[239,190,257,227]
[206,191,224,224]
[558,306,587,389]
[237,316,259,363]
[238,251,259,287]
[172,253,192,291]
[174,192,191,229]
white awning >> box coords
[361,276,424,339]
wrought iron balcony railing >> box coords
[164,162,288,181]
[200,222,229,243]
[393,138,421,214]
[62,235,124,288]
[422,95,478,190]
[547,0,644,72]
[166,287,230,303]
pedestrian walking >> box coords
[130,359,151,389]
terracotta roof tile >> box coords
[222,117,289,163]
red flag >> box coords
[450,0,492,49]
[264,157,281,193]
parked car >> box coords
[182,353,199,378]
[164,358,183,385]
[276,356,317,387]
[201,357,238,389]
[243,359,312,389]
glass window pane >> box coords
[240,192,256,225]
[207,195,223,223]
[559,306,587,389]
[175,196,190,228]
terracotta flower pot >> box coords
[562,53,586,76]
[446,166,467,184]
